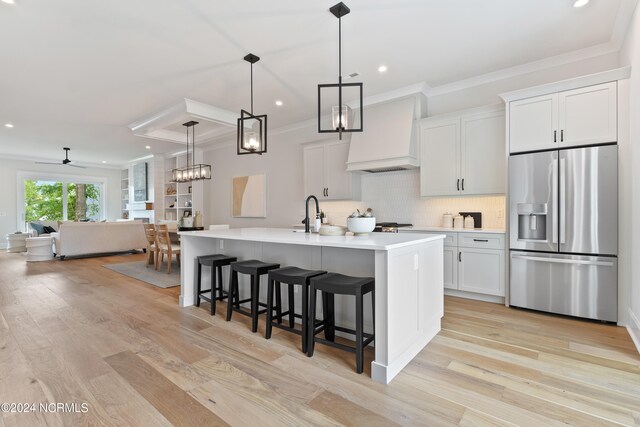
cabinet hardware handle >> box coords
[473,239,489,242]
[461,179,465,191]
[561,129,564,142]
[458,252,462,262]
[554,130,557,143]
[457,179,460,191]
[326,188,329,197]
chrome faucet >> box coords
[305,195,320,233]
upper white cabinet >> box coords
[303,141,361,200]
[509,82,617,153]
[558,82,617,148]
[420,119,460,197]
[509,94,558,153]
[420,107,505,197]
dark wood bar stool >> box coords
[265,266,326,353]
[226,260,280,332]
[196,254,237,315]
[307,273,375,374]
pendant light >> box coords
[318,2,363,140]
[237,53,267,155]
[171,121,212,182]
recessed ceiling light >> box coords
[573,0,589,7]
[378,65,388,73]
[275,100,283,107]
[4,123,14,128]
[101,160,107,164]
[145,145,151,149]
[1,0,15,4]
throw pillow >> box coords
[42,226,56,234]
[30,222,45,234]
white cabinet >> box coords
[558,82,617,148]
[420,120,459,197]
[420,108,505,197]
[458,248,504,296]
[303,141,361,200]
[509,82,617,153]
[509,94,558,153]
[400,230,505,298]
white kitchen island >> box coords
[178,227,445,384]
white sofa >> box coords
[51,221,147,259]
[27,220,60,236]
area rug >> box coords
[103,261,180,288]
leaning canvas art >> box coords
[232,174,266,217]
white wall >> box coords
[0,157,121,247]
[620,2,640,352]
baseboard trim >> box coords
[627,308,640,355]
[445,289,505,304]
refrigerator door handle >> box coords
[560,157,566,244]
[511,254,614,267]
[551,158,558,244]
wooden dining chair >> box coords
[156,224,180,274]
[143,224,157,268]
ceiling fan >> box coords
[35,147,86,169]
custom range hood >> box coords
[346,95,424,173]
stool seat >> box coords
[198,254,237,266]
[196,254,237,316]
[268,266,326,285]
[231,259,280,275]
[310,273,375,295]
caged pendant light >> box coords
[237,53,268,155]
[317,2,363,140]
[171,121,212,183]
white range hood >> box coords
[347,96,423,173]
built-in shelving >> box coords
[121,168,129,219]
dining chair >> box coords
[143,224,157,268]
[156,224,181,274]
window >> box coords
[17,172,107,230]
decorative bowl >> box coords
[346,217,376,235]
[319,225,347,236]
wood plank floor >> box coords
[0,252,639,426]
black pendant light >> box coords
[318,2,363,140]
[171,121,212,182]
[237,53,267,155]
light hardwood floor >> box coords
[0,252,639,426]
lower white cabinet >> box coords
[401,230,505,298]
[458,248,504,296]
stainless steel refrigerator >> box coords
[509,144,618,322]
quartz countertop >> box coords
[401,226,506,234]
[179,227,445,251]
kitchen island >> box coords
[178,227,445,384]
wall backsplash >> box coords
[321,169,506,229]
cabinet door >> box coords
[303,145,326,198]
[460,111,506,195]
[509,94,558,153]
[323,142,353,200]
[420,120,460,197]
[458,248,505,296]
[558,82,617,148]
[443,246,458,290]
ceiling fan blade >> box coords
[67,164,87,169]
[35,161,62,165]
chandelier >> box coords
[171,121,212,182]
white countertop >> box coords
[402,226,506,234]
[179,227,445,251]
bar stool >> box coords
[265,266,326,353]
[307,273,375,374]
[196,254,237,315]
[226,260,280,332]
